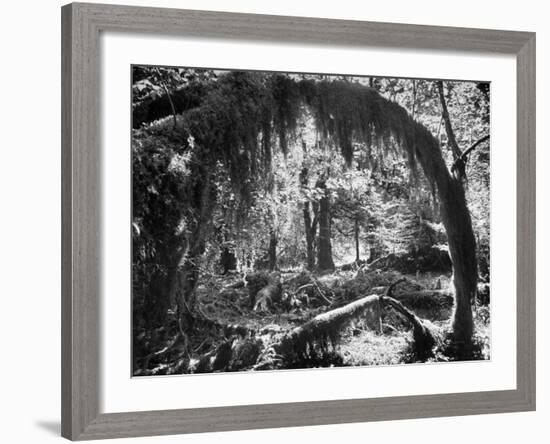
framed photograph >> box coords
[62,2,535,440]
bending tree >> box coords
[133,71,477,349]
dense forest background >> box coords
[131,67,490,376]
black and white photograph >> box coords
[131,66,491,376]
[1,0,543,442]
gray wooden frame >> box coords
[61,2,536,440]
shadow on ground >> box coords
[36,421,60,436]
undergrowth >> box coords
[137,269,491,374]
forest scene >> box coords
[131,66,491,376]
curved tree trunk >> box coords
[411,124,477,349]
[348,92,478,349]
[439,179,476,348]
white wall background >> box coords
[0,1,545,443]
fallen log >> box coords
[190,279,441,372]
[380,279,439,358]
[380,296,437,358]
[265,279,439,367]
[269,293,381,366]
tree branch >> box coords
[451,135,490,173]
[154,68,178,129]
[461,134,490,160]
[436,81,462,161]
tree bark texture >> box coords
[354,217,360,263]
[220,247,237,274]
[268,231,278,271]
[437,81,462,161]
[274,294,380,360]
[175,175,215,331]
[317,178,335,271]
[411,127,476,348]
[300,166,319,270]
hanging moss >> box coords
[134,69,478,347]
[297,79,416,173]
[134,71,465,239]
[269,74,302,156]
[136,72,434,187]
[134,73,455,259]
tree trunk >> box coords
[175,175,215,332]
[437,81,469,180]
[144,270,171,329]
[303,202,318,270]
[440,180,476,349]
[305,206,315,270]
[300,166,318,271]
[437,81,462,161]
[268,230,278,271]
[220,247,237,274]
[368,246,377,263]
[175,255,202,332]
[412,127,477,349]
[174,232,207,333]
[354,217,360,263]
[142,247,182,329]
[317,179,335,271]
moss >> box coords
[134,71,477,351]
[272,294,381,366]
[135,72,453,208]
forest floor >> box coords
[133,267,491,375]
[184,267,491,372]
